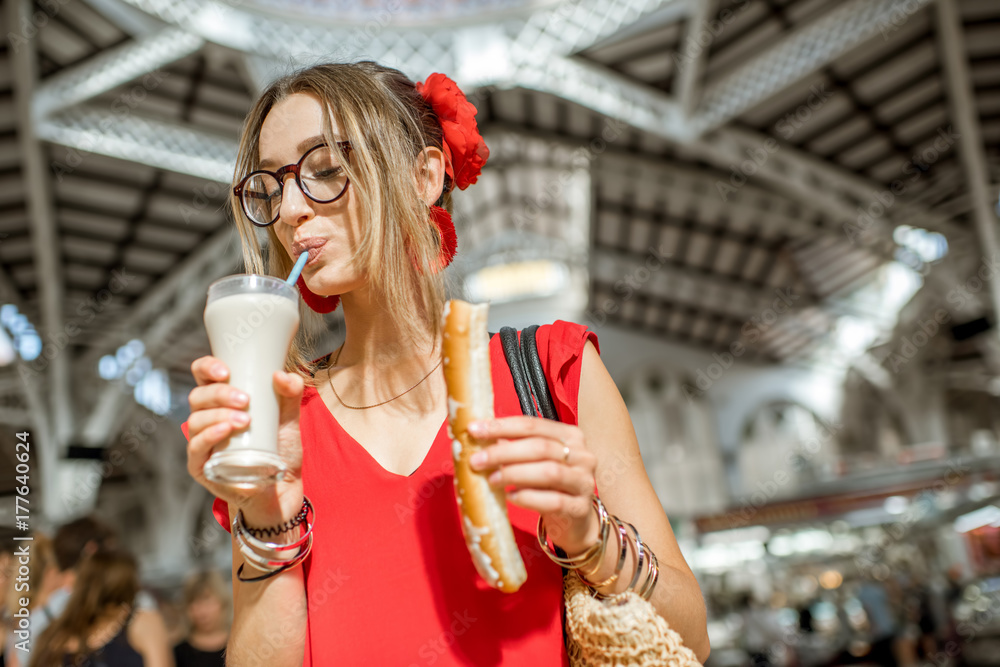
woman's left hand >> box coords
[467,416,598,556]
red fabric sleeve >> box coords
[536,320,600,427]
[180,420,232,534]
[213,498,232,534]
[535,320,600,498]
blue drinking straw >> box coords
[286,252,309,286]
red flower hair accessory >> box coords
[415,73,490,191]
[431,205,458,270]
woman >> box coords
[185,61,709,665]
[29,550,172,667]
[172,572,228,667]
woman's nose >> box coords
[278,176,314,226]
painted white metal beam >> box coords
[7,0,73,521]
[514,0,686,56]
[693,0,936,134]
[673,0,714,118]
[37,106,236,183]
[81,0,165,36]
[116,0,456,74]
[34,28,203,118]
[935,0,1000,332]
[502,50,690,141]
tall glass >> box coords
[202,274,300,488]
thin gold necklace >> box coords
[326,346,442,410]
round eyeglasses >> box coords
[234,141,352,227]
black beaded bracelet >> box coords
[245,499,310,538]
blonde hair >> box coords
[231,62,456,382]
[182,570,231,632]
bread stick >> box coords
[442,299,527,592]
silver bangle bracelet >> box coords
[238,531,314,573]
[621,520,646,592]
[639,550,659,600]
[537,496,609,570]
[235,524,308,570]
[233,497,314,553]
[234,512,312,554]
[231,496,315,572]
[577,515,628,590]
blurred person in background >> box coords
[11,517,116,667]
[942,565,967,666]
[15,517,172,667]
[741,592,786,666]
[172,572,228,667]
[157,598,186,648]
[28,550,172,667]
[855,575,900,666]
[4,534,60,667]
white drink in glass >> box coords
[203,274,300,488]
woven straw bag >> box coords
[563,570,703,667]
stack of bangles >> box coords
[537,496,659,601]
[232,496,314,582]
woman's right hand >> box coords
[187,356,305,525]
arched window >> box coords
[738,401,841,500]
[623,366,727,517]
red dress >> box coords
[203,321,599,666]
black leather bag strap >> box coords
[498,326,537,417]
[520,325,558,421]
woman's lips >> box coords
[304,244,325,266]
[291,238,327,266]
